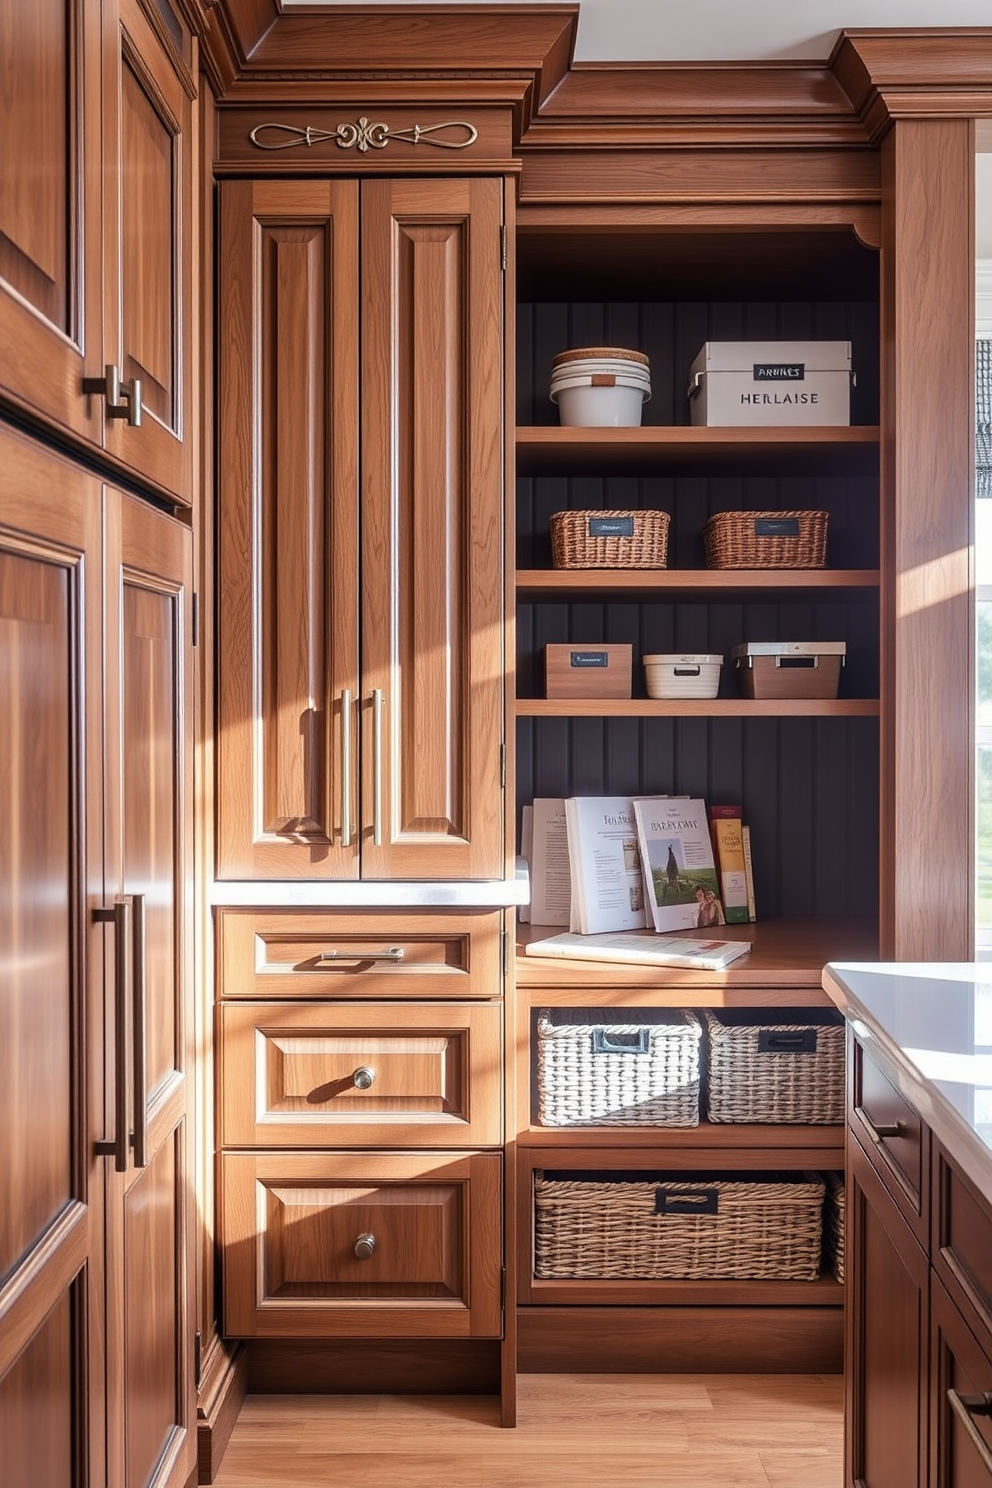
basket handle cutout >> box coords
[592,1028,650,1055]
[758,1029,818,1053]
[655,1188,719,1216]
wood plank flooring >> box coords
[212,1373,843,1487]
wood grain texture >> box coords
[245,1339,500,1396]
[208,1373,842,1488]
[932,1141,992,1345]
[219,1000,503,1148]
[516,424,880,477]
[519,1315,843,1374]
[929,1273,992,1488]
[216,178,361,879]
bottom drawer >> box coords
[222,1151,502,1339]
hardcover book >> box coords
[564,796,647,935]
[632,796,724,934]
[525,930,751,971]
[708,804,751,924]
[529,798,571,926]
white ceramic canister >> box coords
[550,346,651,427]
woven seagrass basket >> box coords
[703,509,828,569]
[550,509,670,569]
[825,1172,846,1284]
[704,1008,845,1124]
[535,1010,702,1128]
[533,1170,825,1280]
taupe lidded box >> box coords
[545,643,632,699]
[687,340,852,426]
[732,641,846,700]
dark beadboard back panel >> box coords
[515,293,880,922]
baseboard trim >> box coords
[518,1305,844,1374]
[246,1339,501,1394]
[197,1338,247,1483]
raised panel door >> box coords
[846,1132,929,1488]
[217,179,361,879]
[360,176,505,880]
[102,0,195,502]
[931,1274,992,1488]
[0,0,103,443]
[103,491,195,1488]
[0,428,105,1488]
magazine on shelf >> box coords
[525,930,751,971]
[529,798,571,926]
[564,796,648,935]
[708,804,751,925]
[518,804,534,923]
[632,796,724,934]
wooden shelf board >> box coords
[523,1274,844,1308]
[515,916,879,991]
[516,423,880,475]
[518,1124,845,1157]
[516,567,880,598]
[516,697,878,718]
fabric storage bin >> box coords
[550,509,669,569]
[732,640,846,700]
[703,509,829,569]
[687,340,852,426]
[550,346,651,426]
[533,1170,826,1279]
[825,1172,846,1283]
[535,1009,702,1127]
[643,653,722,699]
[704,1008,846,1124]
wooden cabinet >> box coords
[0,0,197,504]
[0,424,196,1488]
[216,175,505,881]
[931,1276,992,1488]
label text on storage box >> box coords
[753,363,805,380]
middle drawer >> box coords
[220,1001,502,1148]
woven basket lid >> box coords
[552,346,650,370]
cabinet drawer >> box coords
[851,1031,929,1245]
[221,1151,503,1339]
[930,1274,992,1486]
[219,1001,502,1148]
[216,908,502,1000]
[934,1142,992,1344]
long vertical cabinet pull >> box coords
[372,688,384,846]
[130,892,148,1168]
[93,898,133,1172]
[340,689,353,847]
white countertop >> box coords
[823,961,992,1196]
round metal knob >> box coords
[353,1232,376,1261]
[352,1065,376,1090]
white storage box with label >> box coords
[688,340,852,427]
[732,640,846,700]
[643,653,722,699]
[550,346,651,427]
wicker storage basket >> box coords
[550,509,670,570]
[826,1172,846,1284]
[535,1009,702,1127]
[533,1170,825,1280]
[704,1008,845,1124]
[703,509,828,569]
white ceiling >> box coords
[282,0,992,63]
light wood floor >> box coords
[212,1373,844,1487]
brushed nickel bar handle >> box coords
[82,364,142,426]
[317,946,405,963]
[340,689,352,848]
[93,899,132,1172]
[947,1390,992,1473]
[372,688,384,847]
[131,893,148,1169]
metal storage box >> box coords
[732,640,846,700]
[533,1170,826,1279]
[535,1009,702,1127]
[688,340,852,426]
[705,1008,846,1124]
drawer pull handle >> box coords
[354,1233,376,1261]
[318,946,405,963]
[948,1390,992,1472]
[862,1112,907,1142]
[353,1066,376,1090]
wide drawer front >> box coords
[851,1032,928,1241]
[219,1001,502,1147]
[934,1141,992,1342]
[221,1151,503,1339]
[216,908,502,1000]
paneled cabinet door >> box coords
[931,1275,992,1487]
[102,0,196,503]
[216,175,505,881]
[102,491,196,1488]
[847,1132,929,1488]
[0,431,105,1488]
[0,0,104,443]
